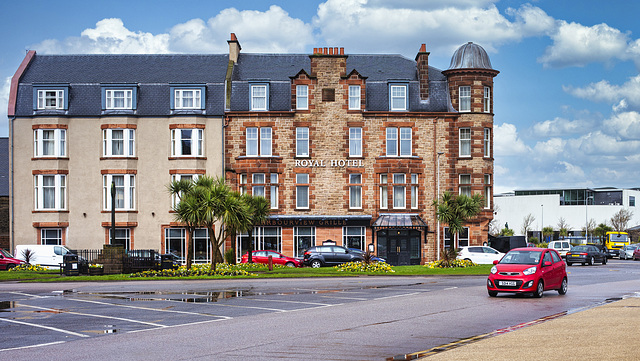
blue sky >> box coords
[2,0,640,194]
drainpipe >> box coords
[10,117,15,252]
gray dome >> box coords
[448,42,493,70]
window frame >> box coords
[349,173,362,209]
[270,173,279,210]
[34,174,66,211]
[349,85,361,110]
[103,128,135,157]
[459,86,471,112]
[483,86,491,113]
[296,85,308,110]
[103,174,136,211]
[41,228,63,245]
[246,127,272,157]
[109,228,131,250]
[459,128,471,157]
[411,174,418,209]
[171,128,204,157]
[484,128,490,158]
[380,174,388,209]
[171,87,205,110]
[102,87,136,110]
[296,173,310,209]
[459,174,471,197]
[386,127,412,157]
[36,89,65,110]
[484,174,491,209]
[250,84,269,111]
[392,173,406,209]
[349,127,362,157]
[252,173,265,198]
[294,226,315,258]
[389,84,407,111]
[34,128,66,158]
[170,174,200,208]
[296,127,309,157]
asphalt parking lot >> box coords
[0,280,432,351]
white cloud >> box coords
[494,123,530,156]
[564,75,640,111]
[0,77,10,133]
[602,111,640,140]
[532,137,565,161]
[314,0,553,56]
[532,117,592,137]
[539,21,631,68]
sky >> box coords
[1,0,640,194]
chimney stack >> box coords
[228,33,242,64]
[415,43,430,99]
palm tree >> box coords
[168,178,200,269]
[594,223,613,244]
[542,226,554,243]
[241,193,271,263]
[434,191,483,251]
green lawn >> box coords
[0,264,493,282]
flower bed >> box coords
[334,261,395,273]
[424,259,476,269]
[129,263,256,278]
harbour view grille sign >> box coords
[295,159,364,168]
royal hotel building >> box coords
[8,35,498,265]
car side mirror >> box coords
[544,261,552,267]
[493,260,499,265]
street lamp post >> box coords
[436,152,444,260]
[541,204,544,242]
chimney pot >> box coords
[340,47,344,55]
[324,47,328,55]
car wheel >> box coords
[533,280,544,298]
[6,264,15,270]
[589,256,595,266]
[566,262,572,266]
[285,262,295,267]
[488,290,497,297]
[310,260,322,268]
[558,278,568,295]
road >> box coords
[1,259,639,360]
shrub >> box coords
[334,261,395,273]
[224,248,236,265]
[424,258,476,269]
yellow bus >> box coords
[605,231,630,258]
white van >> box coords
[547,240,572,258]
[14,245,74,269]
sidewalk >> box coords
[418,297,640,360]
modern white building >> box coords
[494,187,640,242]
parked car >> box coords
[457,246,504,264]
[14,245,75,269]
[241,250,302,267]
[487,247,567,298]
[547,240,572,258]
[619,244,638,260]
[565,245,607,266]
[303,245,365,268]
[348,248,386,263]
[633,247,640,261]
[0,249,25,270]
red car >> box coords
[0,249,25,270]
[241,250,303,267]
[487,247,567,298]
[633,247,640,261]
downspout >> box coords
[10,117,15,252]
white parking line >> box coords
[0,317,88,337]
[249,298,331,306]
[0,341,67,352]
[318,295,368,301]
[69,298,231,319]
[374,292,422,300]
[8,291,49,298]
[20,304,167,327]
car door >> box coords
[549,250,564,288]
[540,251,555,289]
[331,246,352,265]
[467,247,483,263]
[483,247,502,263]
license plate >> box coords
[498,280,516,286]
[571,254,579,257]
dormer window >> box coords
[101,85,137,111]
[251,84,268,111]
[389,84,407,111]
[171,86,205,110]
[33,86,69,111]
[296,85,308,110]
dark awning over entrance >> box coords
[372,213,428,231]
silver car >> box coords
[619,244,638,260]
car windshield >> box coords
[572,246,589,252]
[0,249,13,258]
[499,250,541,265]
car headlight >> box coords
[490,266,497,274]
[523,266,537,275]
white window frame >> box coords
[171,128,203,157]
[459,86,471,112]
[37,89,64,110]
[171,174,200,208]
[103,128,135,157]
[349,85,361,110]
[411,174,418,209]
[343,226,366,250]
[390,84,407,111]
[296,127,309,157]
[460,128,471,157]
[380,174,388,209]
[174,89,202,109]
[484,128,490,158]
[296,85,308,110]
[239,173,247,195]
[246,127,272,157]
[386,127,411,157]
[109,228,131,250]
[459,174,471,197]
[294,227,315,258]
[251,84,268,111]
[103,174,135,211]
[270,174,279,210]
[105,89,133,110]
[34,128,66,157]
[483,86,490,113]
[252,173,265,197]
[34,174,66,210]
[393,173,406,209]
[349,127,362,157]
[41,228,63,245]
[296,173,309,209]
[349,174,362,209]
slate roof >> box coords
[230,53,454,113]
[15,54,230,116]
